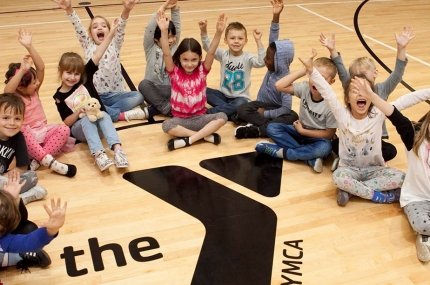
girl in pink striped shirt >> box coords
[157,11,228,150]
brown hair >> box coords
[87,16,111,40]
[225,22,247,38]
[0,191,21,237]
[0,93,26,116]
[343,74,376,118]
[314,57,338,79]
[413,111,430,157]
[4,63,37,88]
[58,52,86,85]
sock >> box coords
[1,252,22,267]
[371,191,394,203]
[204,133,221,145]
[174,137,192,149]
[118,112,126,121]
[41,154,77,178]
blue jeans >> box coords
[71,112,121,154]
[99,91,144,122]
[266,123,332,161]
[206,88,248,116]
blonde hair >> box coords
[348,57,376,77]
[413,111,430,157]
[314,57,338,80]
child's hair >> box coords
[413,111,430,157]
[344,74,376,118]
[58,52,86,85]
[154,21,177,41]
[348,57,376,77]
[87,16,111,39]
[0,93,26,116]
[172,38,202,68]
[4,63,37,88]
[0,191,21,237]
[268,42,277,53]
[314,57,338,79]
[225,22,247,38]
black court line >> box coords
[123,166,277,285]
[200,152,283,197]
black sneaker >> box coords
[229,113,243,125]
[147,105,160,118]
[16,250,51,272]
[234,124,260,139]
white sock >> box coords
[174,137,192,149]
[40,154,68,175]
[204,135,215,143]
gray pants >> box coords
[138,80,171,115]
[162,113,228,133]
[404,201,430,235]
[0,170,38,194]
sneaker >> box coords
[235,124,260,139]
[16,250,51,272]
[255,140,283,158]
[113,150,130,168]
[124,108,146,122]
[385,188,401,203]
[416,234,430,262]
[336,188,351,206]
[331,156,339,172]
[306,158,323,173]
[94,151,114,171]
[30,159,41,171]
[230,113,243,125]
[20,186,48,205]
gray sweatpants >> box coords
[404,201,430,235]
[0,170,38,194]
[138,79,172,115]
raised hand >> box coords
[40,198,68,236]
[52,0,72,10]
[253,29,263,41]
[18,29,32,48]
[350,76,374,100]
[198,19,208,31]
[164,0,178,10]
[299,48,318,74]
[395,26,415,49]
[215,14,227,34]
[122,0,140,11]
[2,170,26,200]
[20,54,33,72]
[108,18,119,38]
[270,0,284,15]
[319,33,335,51]
[156,11,170,31]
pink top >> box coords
[16,92,47,128]
[167,64,210,118]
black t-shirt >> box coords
[53,59,106,122]
[0,132,30,174]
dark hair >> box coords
[154,21,177,41]
[4,63,37,88]
[0,93,26,116]
[172,38,202,68]
[344,74,376,118]
[268,42,277,53]
[58,52,86,85]
[0,191,21,237]
[225,22,247,38]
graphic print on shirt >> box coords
[64,85,92,112]
[302,98,322,119]
[0,145,15,174]
[222,60,245,92]
[341,126,377,164]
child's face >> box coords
[90,18,110,45]
[155,32,177,49]
[179,51,201,74]
[0,106,23,141]
[224,29,248,55]
[309,66,335,99]
[264,47,275,72]
[347,84,372,120]
[18,74,40,96]
[351,64,378,83]
[61,70,82,89]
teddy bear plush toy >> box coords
[79,98,104,122]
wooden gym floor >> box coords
[1,0,430,284]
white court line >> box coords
[296,4,430,68]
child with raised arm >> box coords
[199,12,265,118]
[157,11,228,150]
[138,0,181,118]
[235,0,298,139]
[385,106,430,262]
[4,29,77,178]
[53,19,130,171]
[255,57,338,173]
[320,27,415,168]
[53,0,146,122]
[0,94,47,205]
[0,171,67,271]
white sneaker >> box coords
[313,158,323,173]
[113,150,130,168]
[331,156,340,172]
[30,159,41,171]
[416,234,430,262]
[20,185,48,205]
[95,152,114,171]
[124,108,146,122]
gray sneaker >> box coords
[416,234,430,262]
[95,151,114,171]
[20,185,48,205]
[113,150,130,168]
[336,188,351,206]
